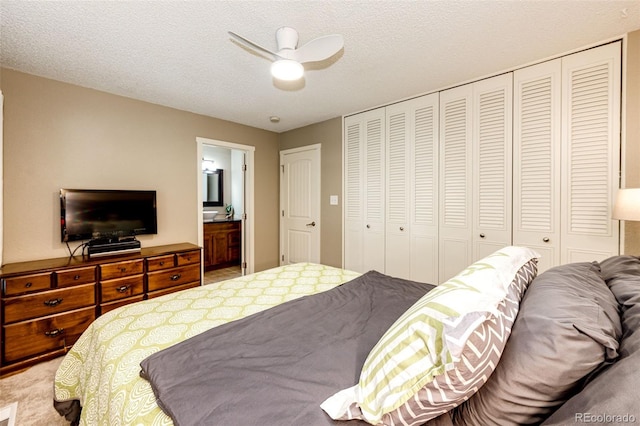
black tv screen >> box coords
[60,189,157,242]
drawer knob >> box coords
[120,267,127,273]
[116,285,131,293]
[45,328,65,337]
[170,274,182,281]
[25,282,32,288]
[159,261,165,266]
[44,298,63,307]
[74,274,81,280]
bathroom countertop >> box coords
[203,218,241,223]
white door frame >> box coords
[279,144,321,265]
[196,137,255,274]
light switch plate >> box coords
[330,195,339,205]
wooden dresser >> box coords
[0,242,201,376]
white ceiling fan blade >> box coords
[228,31,284,60]
[291,34,344,64]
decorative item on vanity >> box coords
[228,27,344,81]
[225,204,234,219]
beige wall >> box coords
[278,117,343,267]
[0,69,280,271]
[624,30,640,255]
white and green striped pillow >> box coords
[321,246,539,425]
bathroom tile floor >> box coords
[203,265,243,284]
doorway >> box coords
[279,144,321,264]
[196,137,255,276]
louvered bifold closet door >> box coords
[513,59,562,273]
[385,94,439,283]
[560,41,621,263]
[344,115,365,272]
[439,84,473,283]
[472,73,513,262]
[343,108,386,273]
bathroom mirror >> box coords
[203,169,224,206]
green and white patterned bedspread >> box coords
[54,263,360,425]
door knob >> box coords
[543,237,550,243]
[306,221,316,227]
[479,233,485,238]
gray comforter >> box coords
[140,270,434,426]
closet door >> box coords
[560,41,621,263]
[472,73,513,261]
[385,94,439,283]
[344,109,386,273]
[513,59,562,273]
[439,84,473,283]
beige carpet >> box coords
[0,357,68,425]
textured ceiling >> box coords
[1,1,639,133]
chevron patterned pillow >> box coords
[321,246,539,426]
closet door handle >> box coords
[479,233,485,238]
[543,237,550,243]
[306,221,316,227]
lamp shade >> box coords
[612,188,640,221]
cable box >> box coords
[87,239,141,258]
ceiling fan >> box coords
[228,27,344,81]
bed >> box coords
[53,263,361,424]
[53,249,640,426]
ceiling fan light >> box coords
[271,59,304,81]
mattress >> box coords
[53,263,360,425]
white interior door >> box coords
[280,144,321,264]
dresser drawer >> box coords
[100,259,144,280]
[3,306,96,363]
[147,282,200,299]
[100,275,144,303]
[176,250,201,266]
[56,266,96,287]
[147,264,200,292]
[3,283,95,323]
[3,272,52,296]
[146,254,175,272]
[100,295,145,315]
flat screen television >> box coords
[60,189,157,242]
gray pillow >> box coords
[542,256,640,425]
[452,261,621,426]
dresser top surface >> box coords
[0,243,201,277]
